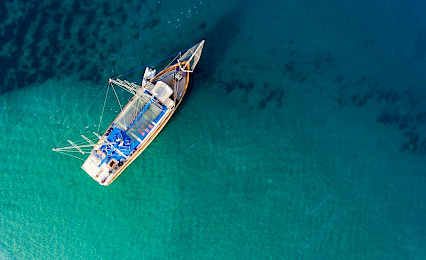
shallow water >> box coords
[0,0,425,259]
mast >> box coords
[52,141,116,153]
[108,78,141,96]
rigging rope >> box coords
[55,82,109,148]
[97,82,110,133]
[55,150,85,161]
[54,43,197,155]
[111,84,123,111]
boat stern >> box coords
[81,154,112,185]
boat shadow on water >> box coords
[166,2,247,120]
[196,0,246,82]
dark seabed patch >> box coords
[0,0,169,95]
[258,86,285,110]
[334,74,426,155]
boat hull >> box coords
[82,63,191,186]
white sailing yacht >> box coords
[53,40,205,186]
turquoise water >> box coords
[1,0,426,259]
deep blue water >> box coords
[0,0,425,259]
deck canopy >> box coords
[115,95,164,141]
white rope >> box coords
[55,150,86,161]
[55,83,109,148]
[97,83,110,133]
[54,142,116,151]
[164,53,180,70]
[55,150,90,153]
[111,83,123,111]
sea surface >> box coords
[0,0,425,259]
